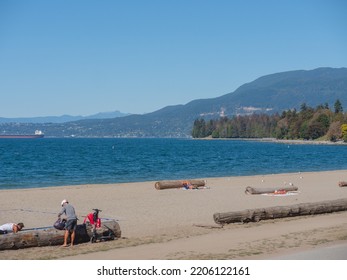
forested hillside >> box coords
[192,100,347,142]
[1,68,346,138]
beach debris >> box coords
[193,224,224,229]
[154,179,206,190]
[245,185,298,195]
[213,198,347,224]
[261,191,299,196]
[338,181,347,187]
[0,219,121,250]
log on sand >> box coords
[213,198,347,224]
[339,181,347,187]
[155,179,205,190]
[0,219,121,250]
[245,185,298,194]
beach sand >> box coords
[1,170,347,260]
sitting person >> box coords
[182,181,197,190]
[0,222,24,234]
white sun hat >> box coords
[61,199,68,206]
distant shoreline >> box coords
[196,136,347,145]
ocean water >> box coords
[0,138,346,190]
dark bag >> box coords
[54,218,66,230]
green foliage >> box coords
[192,119,206,138]
[342,124,347,142]
[192,100,347,142]
[334,99,343,114]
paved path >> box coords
[272,243,347,260]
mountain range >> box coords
[0,110,130,124]
[1,67,346,138]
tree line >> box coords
[192,100,347,142]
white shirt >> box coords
[0,223,15,232]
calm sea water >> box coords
[0,138,346,190]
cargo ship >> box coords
[0,130,44,139]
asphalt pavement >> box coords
[272,243,347,260]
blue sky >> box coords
[1,0,346,118]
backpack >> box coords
[54,218,66,230]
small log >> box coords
[193,224,224,229]
[339,181,347,187]
[0,219,121,250]
[213,198,347,224]
[245,186,298,194]
[155,179,205,190]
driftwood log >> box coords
[155,179,205,190]
[339,181,347,187]
[0,219,121,250]
[213,198,347,224]
[245,185,298,194]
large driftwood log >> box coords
[213,198,347,224]
[339,181,347,187]
[245,186,298,194]
[0,219,121,250]
[155,179,205,190]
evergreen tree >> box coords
[334,99,343,114]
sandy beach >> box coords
[1,170,347,260]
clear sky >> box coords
[1,0,346,118]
